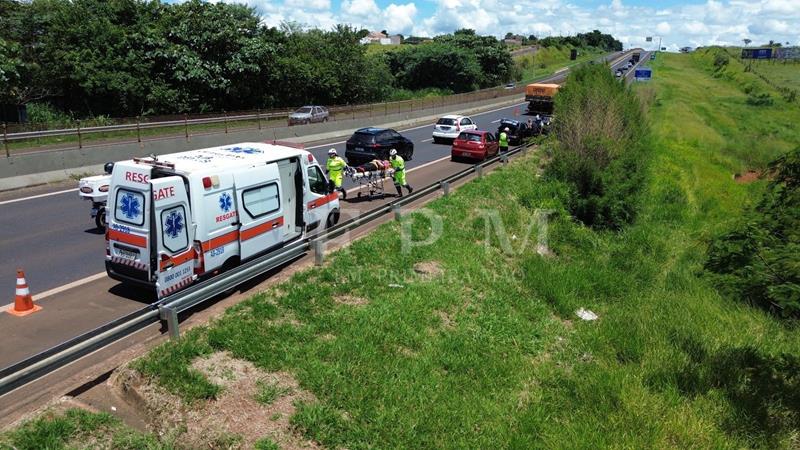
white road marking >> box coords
[422,138,434,142]
[0,188,78,206]
[1,271,107,311]
[491,119,501,123]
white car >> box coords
[432,115,478,143]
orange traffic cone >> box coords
[8,269,42,317]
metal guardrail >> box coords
[0,142,532,397]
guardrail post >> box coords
[393,203,402,221]
[76,120,82,149]
[159,305,180,339]
[223,111,228,133]
[136,117,142,143]
[2,122,9,158]
[184,114,189,141]
[257,109,262,131]
[476,164,483,177]
[441,181,450,196]
[313,239,325,266]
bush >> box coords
[705,147,800,314]
[746,91,774,106]
[545,63,649,229]
[25,102,73,127]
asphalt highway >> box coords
[0,50,641,370]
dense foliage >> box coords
[538,30,622,52]
[0,0,517,118]
[706,147,800,315]
[546,63,649,229]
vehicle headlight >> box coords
[99,185,109,192]
[80,186,93,194]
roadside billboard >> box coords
[741,48,773,59]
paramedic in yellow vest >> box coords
[389,149,413,197]
[499,127,509,153]
[326,148,347,199]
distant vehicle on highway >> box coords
[504,82,516,89]
[451,130,499,162]
[525,83,560,115]
[626,61,634,69]
[616,69,623,78]
[288,105,329,126]
[345,127,413,165]
[497,118,535,145]
[432,115,478,143]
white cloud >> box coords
[207,0,800,50]
[383,3,417,35]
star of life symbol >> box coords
[120,193,141,220]
[225,146,262,154]
[164,210,184,239]
[219,192,233,212]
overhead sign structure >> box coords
[646,36,653,42]
[741,48,773,59]
[634,67,652,81]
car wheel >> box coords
[95,207,107,230]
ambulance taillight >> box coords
[193,240,204,275]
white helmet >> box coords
[504,127,510,132]
[328,148,337,156]
[389,149,397,157]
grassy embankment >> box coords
[515,46,605,83]
[5,50,800,448]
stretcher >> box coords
[344,165,395,200]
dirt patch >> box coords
[413,261,444,280]
[333,294,370,307]
[436,310,455,329]
[734,170,761,184]
[112,352,320,449]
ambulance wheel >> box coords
[325,211,339,229]
[95,208,107,230]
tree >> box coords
[743,38,752,47]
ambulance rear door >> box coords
[151,176,195,298]
[106,164,152,285]
[234,164,284,260]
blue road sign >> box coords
[634,68,652,81]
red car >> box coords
[451,130,499,161]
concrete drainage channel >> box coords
[0,142,533,399]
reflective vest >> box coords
[327,156,346,187]
[499,132,509,147]
[390,155,406,185]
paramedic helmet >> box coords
[328,148,337,156]
[103,162,115,174]
[504,127,510,132]
[389,149,398,158]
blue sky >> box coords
[198,0,800,50]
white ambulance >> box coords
[105,142,340,298]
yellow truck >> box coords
[525,83,560,115]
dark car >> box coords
[497,118,534,145]
[345,127,414,165]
